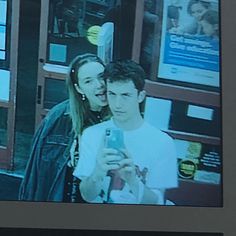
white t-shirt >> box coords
[73,119,178,204]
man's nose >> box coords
[114,96,122,108]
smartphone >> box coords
[105,128,125,149]
[105,128,126,163]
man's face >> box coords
[107,80,145,123]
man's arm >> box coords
[79,168,106,202]
[117,156,164,204]
[130,179,165,204]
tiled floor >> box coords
[13,132,33,176]
[0,131,32,177]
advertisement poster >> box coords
[158,0,219,87]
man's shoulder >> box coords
[143,122,174,143]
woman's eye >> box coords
[84,80,91,84]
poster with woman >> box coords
[158,0,219,87]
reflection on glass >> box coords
[0,51,5,60]
[44,78,68,109]
[0,69,10,101]
[187,105,213,121]
[97,22,114,64]
[144,96,172,130]
[0,0,7,25]
[0,26,6,50]
[0,0,7,61]
[140,0,161,74]
[48,0,116,65]
[49,43,67,62]
[52,0,84,38]
[0,107,8,147]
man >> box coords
[73,60,178,204]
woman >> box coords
[19,53,109,202]
[169,0,211,35]
[186,0,211,35]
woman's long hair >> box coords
[66,53,105,135]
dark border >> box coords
[1,0,235,236]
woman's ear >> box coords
[138,90,146,103]
[74,84,84,95]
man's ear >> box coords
[74,84,84,95]
[138,90,146,103]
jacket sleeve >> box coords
[18,118,47,201]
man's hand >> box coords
[80,147,124,202]
[93,148,124,180]
[117,150,138,188]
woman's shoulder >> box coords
[46,100,70,118]
[38,100,72,135]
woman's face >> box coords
[77,61,108,111]
[191,3,208,21]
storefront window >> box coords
[47,0,116,65]
[0,0,11,68]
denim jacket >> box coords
[19,100,75,201]
[19,100,109,202]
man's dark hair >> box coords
[103,60,146,92]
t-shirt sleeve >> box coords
[147,134,178,189]
[73,128,99,180]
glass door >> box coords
[0,0,20,170]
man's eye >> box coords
[122,94,130,97]
[84,80,91,84]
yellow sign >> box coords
[86,25,101,45]
[187,142,202,159]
